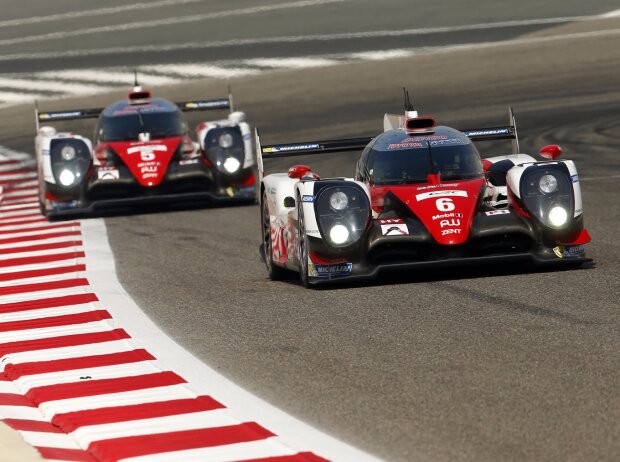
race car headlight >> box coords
[548,206,568,227]
[520,166,574,229]
[58,169,76,186]
[204,127,245,176]
[222,156,241,174]
[315,184,370,247]
[218,133,234,148]
[60,145,76,161]
[329,224,350,244]
[329,191,348,211]
[50,139,91,188]
[538,174,558,194]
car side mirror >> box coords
[283,196,295,208]
[539,144,563,160]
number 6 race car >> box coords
[257,96,591,287]
[35,82,256,218]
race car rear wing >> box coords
[34,91,234,132]
[460,107,520,154]
[255,128,373,182]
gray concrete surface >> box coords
[0,2,618,461]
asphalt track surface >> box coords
[0,2,619,461]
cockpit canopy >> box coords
[95,98,187,142]
[357,126,484,185]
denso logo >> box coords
[440,219,460,228]
[432,212,463,220]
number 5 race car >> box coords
[257,97,591,287]
[35,83,256,218]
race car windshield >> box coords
[97,110,186,141]
[370,143,483,185]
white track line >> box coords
[0,304,99,325]
[0,77,107,96]
[0,0,347,47]
[19,432,80,449]
[0,0,212,28]
[0,320,114,344]
[1,340,136,371]
[39,385,197,418]
[4,24,620,63]
[0,92,47,103]
[141,64,259,79]
[244,57,339,68]
[119,438,298,462]
[16,362,163,393]
[39,70,177,86]
[71,409,237,446]
[0,406,46,420]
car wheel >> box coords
[261,192,288,280]
[297,198,311,288]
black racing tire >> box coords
[297,197,312,288]
[261,192,289,280]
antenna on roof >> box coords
[403,87,418,118]
[133,70,141,92]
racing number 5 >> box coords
[436,198,455,211]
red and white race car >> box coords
[35,84,256,217]
[257,99,591,287]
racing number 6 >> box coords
[436,198,455,211]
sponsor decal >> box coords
[179,159,199,165]
[416,190,468,201]
[432,212,463,220]
[310,262,353,278]
[302,195,315,203]
[42,149,50,156]
[39,111,82,120]
[97,167,119,180]
[381,223,409,236]
[388,141,425,150]
[485,209,511,216]
[440,219,460,228]
[243,132,252,140]
[377,218,404,224]
[417,183,458,190]
[571,174,579,183]
[463,128,511,137]
[429,139,467,146]
[403,135,447,142]
[575,208,583,215]
[263,144,320,153]
[184,99,229,109]
[441,229,461,236]
[553,244,585,259]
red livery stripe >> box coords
[0,392,36,406]
[0,328,130,356]
[53,395,224,432]
[26,372,186,404]
[0,222,79,236]
[36,447,96,462]
[0,240,83,255]
[0,230,81,245]
[0,251,86,268]
[88,422,274,462]
[5,349,155,380]
[3,418,63,433]
[0,264,86,282]
[0,278,90,296]
[0,309,111,333]
[0,293,98,314]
